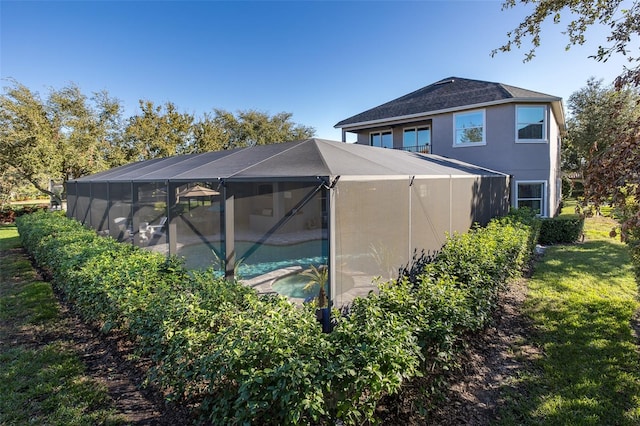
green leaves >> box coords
[539,215,585,244]
[16,210,539,425]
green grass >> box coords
[0,224,125,425]
[0,223,21,251]
[495,215,640,425]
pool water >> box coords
[272,273,319,299]
[178,239,327,279]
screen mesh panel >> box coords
[89,183,109,234]
[171,182,223,271]
[134,182,168,250]
[75,183,91,226]
[410,178,451,256]
[230,181,327,299]
[333,179,409,307]
[108,183,132,242]
[450,177,478,233]
[66,182,77,220]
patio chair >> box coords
[147,216,167,237]
[139,222,150,242]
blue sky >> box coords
[1,0,632,141]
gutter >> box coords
[336,97,564,132]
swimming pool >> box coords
[178,239,327,279]
[272,272,319,299]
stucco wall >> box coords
[350,102,561,216]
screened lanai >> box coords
[66,138,510,307]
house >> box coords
[66,138,509,307]
[335,77,566,217]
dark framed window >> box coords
[370,131,393,148]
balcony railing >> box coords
[397,144,431,154]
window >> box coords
[454,110,485,146]
[370,131,393,148]
[516,105,546,142]
[403,127,431,153]
[516,181,546,216]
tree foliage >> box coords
[584,120,640,237]
[564,78,640,174]
[191,109,315,153]
[0,80,124,202]
[124,100,194,161]
[123,106,315,161]
[494,0,640,87]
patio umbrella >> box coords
[177,185,220,210]
[177,185,220,198]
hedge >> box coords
[538,215,585,245]
[16,209,538,425]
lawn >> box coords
[495,213,640,425]
[0,224,125,425]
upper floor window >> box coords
[403,126,431,153]
[516,105,546,142]
[370,131,393,148]
[454,110,485,146]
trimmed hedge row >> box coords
[16,210,538,425]
[538,215,585,245]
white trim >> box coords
[515,105,548,144]
[453,109,486,147]
[515,180,547,217]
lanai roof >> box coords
[72,138,507,183]
[335,76,563,130]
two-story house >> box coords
[335,77,566,217]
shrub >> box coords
[0,204,48,223]
[16,209,540,425]
[538,215,585,245]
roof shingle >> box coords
[335,77,560,128]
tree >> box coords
[123,100,194,161]
[585,119,640,234]
[0,80,125,203]
[192,111,228,153]
[48,84,126,181]
[0,81,57,200]
[563,78,640,175]
[494,0,640,87]
[191,109,315,153]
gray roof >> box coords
[335,76,562,129]
[72,138,507,183]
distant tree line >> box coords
[0,79,315,203]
